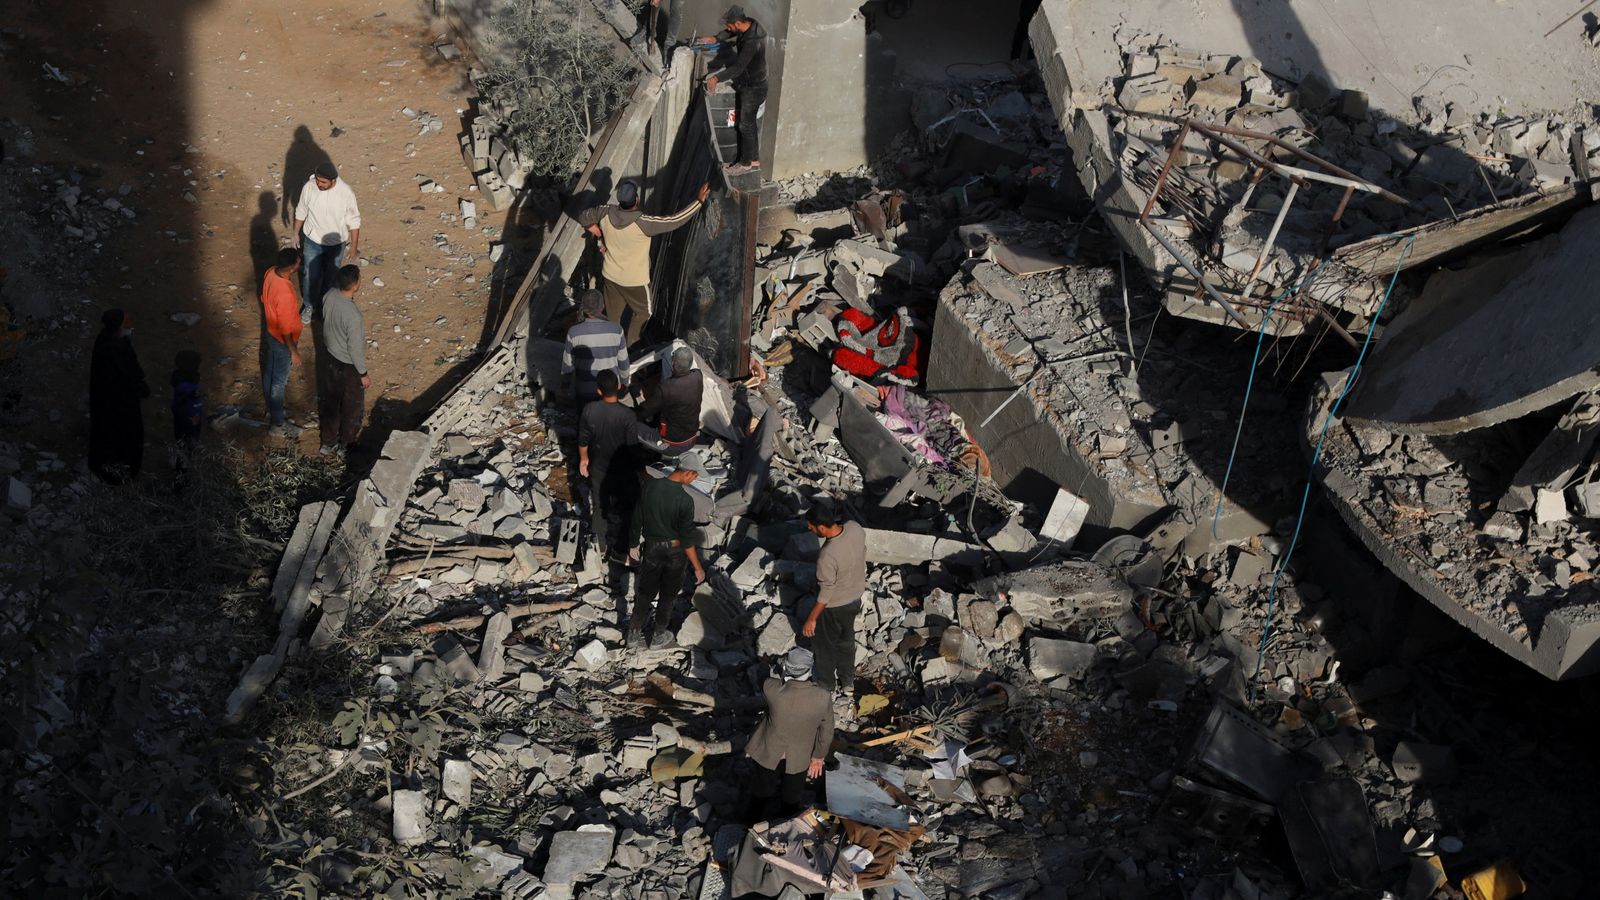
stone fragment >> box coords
[433,633,481,684]
[995,611,1025,644]
[1040,487,1090,546]
[6,477,30,517]
[1185,74,1243,110]
[1029,637,1098,681]
[575,640,608,670]
[392,789,431,845]
[1117,73,1179,113]
[757,612,795,658]
[958,596,999,641]
[442,758,472,806]
[976,560,1132,625]
[1483,510,1525,542]
[1535,489,1569,524]
[542,824,616,898]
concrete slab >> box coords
[1029,0,1600,123]
[1344,207,1600,434]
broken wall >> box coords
[766,0,905,181]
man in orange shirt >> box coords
[261,247,303,436]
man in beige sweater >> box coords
[744,647,833,821]
[578,179,709,346]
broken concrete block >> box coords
[1185,74,1243,111]
[1040,488,1090,546]
[833,239,917,283]
[757,612,795,658]
[1230,550,1269,586]
[1535,488,1569,524]
[1571,482,1600,518]
[1029,637,1098,681]
[464,844,524,882]
[6,477,30,517]
[433,633,481,684]
[1117,73,1179,113]
[477,611,512,683]
[392,789,431,845]
[975,559,1133,626]
[731,548,770,590]
[1483,510,1525,542]
[542,824,616,897]
[1390,741,1457,785]
[575,640,608,670]
[442,758,472,806]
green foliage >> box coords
[477,0,640,177]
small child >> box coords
[171,350,203,485]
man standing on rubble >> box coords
[744,647,833,822]
[578,180,709,347]
[626,451,707,648]
[563,289,628,410]
[800,501,867,703]
[701,6,767,175]
[292,161,361,323]
[636,346,702,457]
[579,369,648,559]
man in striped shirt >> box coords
[578,179,709,346]
[562,290,628,410]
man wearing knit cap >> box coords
[700,6,768,175]
[562,288,628,410]
[744,646,833,821]
[293,160,361,322]
[578,179,709,346]
[626,451,707,648]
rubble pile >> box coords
[1316,382,1600,654]
[1089,34,1600,330]
[456,68,540,211]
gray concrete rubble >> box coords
[1031,4,1600,335]
[226,8,1600,899]
[1313,369,1600,680]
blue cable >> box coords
[1212,260,1332,539]
[1249,234,1418,699]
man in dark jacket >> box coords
[626,451,707,647]
[579,369,652,556]
[701,6,767,174]
[744,646,833,821]
[88,308,150,484]
[636,346,703,457]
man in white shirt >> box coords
[292,161,361,322]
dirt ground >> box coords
[0,0,523,469]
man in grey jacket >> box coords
[318,264,369,457]
[743,647,833,822]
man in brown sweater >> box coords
[578,179,709,346]
[800,501,867,697]
[744,647,833,821]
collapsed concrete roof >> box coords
[1029,2,1600,337]
[1343,205,1600,433]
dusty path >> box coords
[1,0,523,466]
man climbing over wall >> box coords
[701,6,768,175]
[578,179,709,347]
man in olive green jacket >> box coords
[744,647,833,821]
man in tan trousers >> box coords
[578,178,709,346]
[743,646,833,822]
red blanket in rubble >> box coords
[831,307,925,381]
